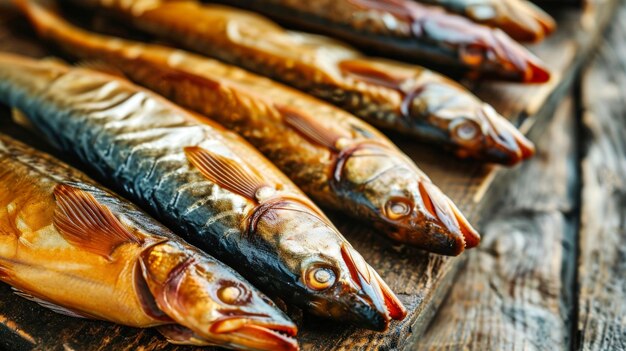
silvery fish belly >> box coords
[0,135,298,351]
[412,0,556,42]
[195,0,551,82]
[16,0,480,255]
[60,0,536,165]
[0,53,406,331]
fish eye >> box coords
[384,197,413,220]
[304,265,337,291]
[217,282,250,305]
[450,118,482,143]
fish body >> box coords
[199,0,550,82]
[413,0,556,42]
[0,135,298,350]
[0,52,405,330]
[59,0,535,165]
[16,0,482,254]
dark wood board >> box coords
[576,6,626,350]
[413,92,580,350]
[0,0,617,350]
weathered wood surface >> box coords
[0,0,617,350]
[414,93,579,351]
[576,7,626,350]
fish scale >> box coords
[0,53,407,330]
[17,0,491,254]
[0,135,301,350]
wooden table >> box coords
[0,0,620,350]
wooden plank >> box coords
[0,0,616,349]
[412,92,579,351]
[576,6,626,350]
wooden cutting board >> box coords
[0,0,616,349]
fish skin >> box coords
[413,0,556,42]
[0,135,298,351]
[0,52,406,330]
[59,0,536,165]
[198,0,551,82]
[16,0,481,255]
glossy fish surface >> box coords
[0,135,298,351]
[61,0,536,165]
[17,0,481,255]
[201,0,551,82]
[0,52,406,331]
[413,0,556,42]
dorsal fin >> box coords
[184,146,268,201]
[75,60,127,79]
[276,105,345,151]
[53,183,141,259]
[12,287,88,319]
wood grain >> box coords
[412,93,579,351]
[576,6,626,350]
[0,0,617,349]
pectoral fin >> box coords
[277,105,345,151]
[157,325,215,346]
[12,287,88,319]
[52,183,141,259]
[11,108,35,131]
[184,146,268,201]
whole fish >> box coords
[0,135,298,350]
[0,52,406,331]
[411,0,556,42]
[199,0,551,82]
[60,0,536,165]
[17,0,482,254]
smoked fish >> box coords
[16,0,482,254]
[59,0,536,164]
[198,0,551,81]
[0,53,406,331]
[0,134,298,350]
[411,0,556,42]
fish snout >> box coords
[490,29,551,82]
[338,244,407,331]
[478,105,535,165]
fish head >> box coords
[407,81,535,165]
[415,6,551,82]
[466,0,556,42]
[331,141,480,255]
[249,197,406,331]
[138,241,298,351]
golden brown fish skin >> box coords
[59,0,536,165]
[413,0,556,42]
[0,52,405,330]
[16,0,482,254]
[199,0,551,82]
[0,135,298,351]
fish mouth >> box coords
[210,317,299,351]
[474,104,535,165]
[485,29,551,83]
[384,180,481,256]
[488,0,556,42]
[339,243,407,331]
